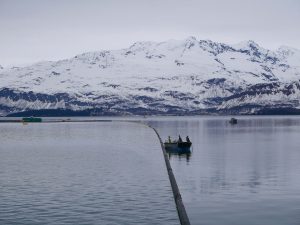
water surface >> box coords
[148,116,300,225]
[0,122,179,225]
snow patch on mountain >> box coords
[0,37,300,116]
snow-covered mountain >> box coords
[1,37,300,116]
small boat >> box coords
[229,118,238,124]
[164,136,192,153]
[22,117,42,123]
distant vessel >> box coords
[164,136,192,153]
[229,118,238,124]
[22,117,42,123]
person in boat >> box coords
[186,136,191,143]
[168,136,172,143]
[178,135,183,143]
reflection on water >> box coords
[148,116,300,225]
[167,152,191,162]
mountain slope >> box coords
[1,37,300,116]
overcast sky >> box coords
[0,0,299,67]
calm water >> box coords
[2,116,300,225]
[148,116,300,225]
[0,122,179,225]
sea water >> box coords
[0,122,179,225]
[2,116,300,225]
[148,116,300,225]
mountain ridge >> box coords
[1,37,300,116]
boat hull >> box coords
[22,117,42,122]
[164,142,192,154]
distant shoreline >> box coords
[3,107,300,117]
